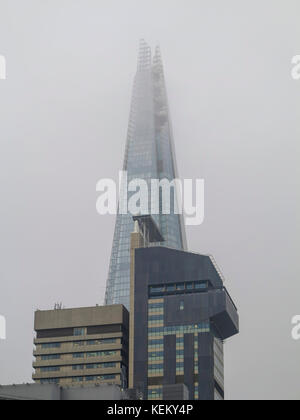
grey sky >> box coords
[0,0,299,400]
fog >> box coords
[0,0,299,399]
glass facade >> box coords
[105,41,187,309]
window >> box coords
[41,366,60,373]
[149,314,164,321]
[74,328,85,336]
[72,365,84,371]
[148,364,164,370]
[87,364,98,370]
[40,378,59,384]
[166,284,175,292]
[86,376,96,382]
[148,388,163,400]
[176,284,185,291]
[100,338,117,345]
[86,362,117,369]
[87,350,117,358]
[73,353,85,359]
[150,286,165,294]
[86,338,117,346]
[148,339,164,346]
[41,354,61,361]
[149,302,164,310]
[186,283,193,290]
[148,351,164,359]
[101,362,117,369]
[86,374,116,382]
[195,281,207,290]
[41,343,61,349]
[72,377,84,383]
[73,341,85,347]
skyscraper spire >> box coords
[137,39,152,71]
[105,41,187,309]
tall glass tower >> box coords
[105,40,187,309]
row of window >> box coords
[148,314,164,321]
[73,350,118,359]
[41,354,61,361]
[148,364,164,370]
[175,362,184,369]
[40,375,118,385]
[41,343,61,349]
[149,281,209,295]
[148,349,185,358]
[148,302,164,310]
[41,338,118,350]
[148,339,164,346]
[148,388,163,400]
[148,369,163,377]
[148,323,210,336]
[73,338,118,347]
[40,378,59,384]
[84,375,117,382]
[41,366,60,373]
[41,340,117,349]
[74,328,86,336]
[72,362,117,370]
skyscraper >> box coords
[105,41,187,309]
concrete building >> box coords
[0,383,136,400]
[129,216,239,400]
[33,305,129,388]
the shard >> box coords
[105,40,187,309]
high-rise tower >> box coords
[129,216,239,400]
[105,41,187,309]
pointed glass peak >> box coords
[137,39,152,71]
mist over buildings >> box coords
[0,0,299,400]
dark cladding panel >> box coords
[37,328,73,339]
[184,334,194,398]
[162,384,189,400]
[198,333,214,400]
[137,247,224,289]
[87,325,122,335]
[165,294,210,326]
[164,335,176,385]
[133,249,149,397]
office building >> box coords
[33,305,129,388]
[129,216,239,400]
